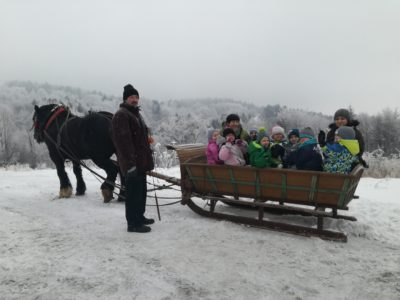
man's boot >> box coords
[127,225,151,233]
[142,217,155,225]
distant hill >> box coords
[1,81,398,168]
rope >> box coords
[147,182,176,192]
[151,174,162,220]
[147,195,181,200]
[146,200,182,206]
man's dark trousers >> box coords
[125,172,147,226]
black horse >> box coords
[33,104,123,202]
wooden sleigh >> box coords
[151,144,364,242]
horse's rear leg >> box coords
[73,162,86,195]
[93,158,118,203]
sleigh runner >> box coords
[151,144,364,242]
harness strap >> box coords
[45,107,66,130]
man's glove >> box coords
[318,130,326,147]
[127,166,138,178]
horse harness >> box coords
[43,105,77,154]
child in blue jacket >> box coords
[322,126,360,174]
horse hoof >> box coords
[76,191,85,196]
[102,189,113,203]
[59,187,73,198]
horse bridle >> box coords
[32,105,67,133]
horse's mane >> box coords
[88,110,114,120]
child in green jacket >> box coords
[248,131,276,168]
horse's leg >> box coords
[73,162,86,195]
[50,152,72,198]
[92,158,118,203]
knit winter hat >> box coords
[123,84,139,100]
[271,125,285,136]
[207,128,219,141]
[249,128,258,134]
[300,127,315,139]
[256,131,270,143]
[222,127,236,138]
[336,126,355,140]
[258,127,266,134]
[226,114,240,123]
[288,128,300,138]
[334,108,351,121]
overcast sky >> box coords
[1,0,399,115]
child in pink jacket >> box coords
[218,128,247,166]
[206,129,224,165]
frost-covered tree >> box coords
[276,108,330,134]
[369,109,400,155]
[0,106,17,165]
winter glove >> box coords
[271,144,285,158]
[127,166,138,178]
[270,145,280,158]
[226,136,235,144]
[359,157,369,168]
[318,130,326,147]
[235,139,243,146]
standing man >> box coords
[112,84,155,233]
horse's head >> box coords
[32,104,59,143]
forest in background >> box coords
[0,81,399,177]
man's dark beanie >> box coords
[222,127,236,138]
[334,108,351,121]
[123,84,139,100]
[226,114,240,123]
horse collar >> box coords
[44,106,66,130]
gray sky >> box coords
[1,0,399,115]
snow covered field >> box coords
[1,166,399,300]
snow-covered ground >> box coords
[1,166,399,300]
